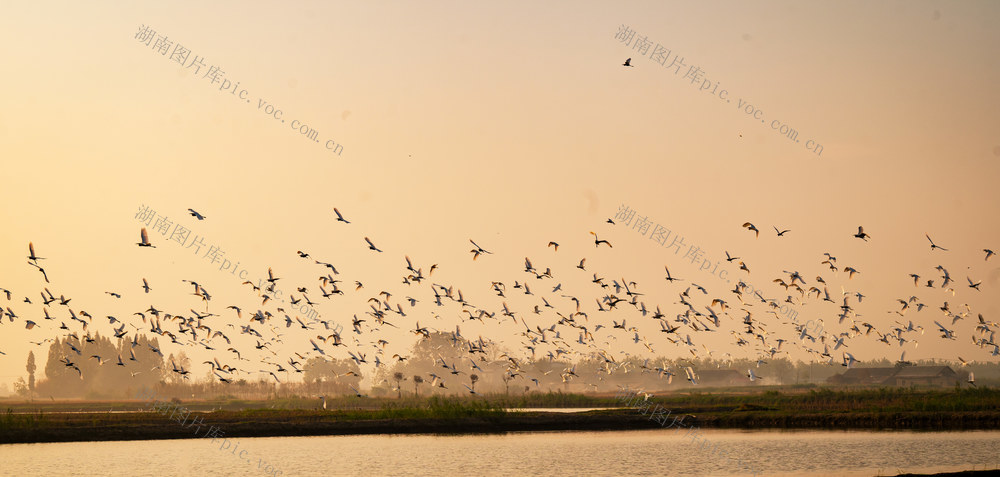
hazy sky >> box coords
[1,1,998,388]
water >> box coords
[1,429,998,476]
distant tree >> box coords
[470,374,479,392]
[413,375,423,397]
[26,351,36,401]
[393,372,405,398]
[13,377,28,397]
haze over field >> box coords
[1,1,999,396]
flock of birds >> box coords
[1,205,996,395]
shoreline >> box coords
[2,409,999,445]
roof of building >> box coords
[890,366,957,378]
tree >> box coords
[26,351,36,401]
[393,372,405,398]
[470,374,479,392]
[13,377,28,397]
[413,375,423,397]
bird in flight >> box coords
[548,242,559,251]
[742,222,759,238]
[664,266,681,283]
[333,208,350,224]
[470,240,492,260]
[773,226,790,237]
[28,242,44,264]
[137,228,155,248]
[622,58,633,67]
[967,277,981,291]
[926,234,948,251]
[983,249,994,261]
[364,237,383,253]
[854,226,870,241]
[589,231,612,248]
[188,209,206,220]
[28,262,49,283]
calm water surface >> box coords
[1,429,998,476]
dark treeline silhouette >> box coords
[10,331,995,400]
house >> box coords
[826,365,960,387]
[885,366,960,387]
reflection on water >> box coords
[1,429,998,476]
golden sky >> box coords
[1,1,998,388]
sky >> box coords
[1,0,998,389]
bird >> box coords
[577,258,586,270]
[364,237,383,253]
[985,249,996,261]
[622,58,633,67]
[28,262,50,283]
[141,278,151,294]
[187,208,206,220]
[137,228,155,247]
[27,242,44,263]
[773,226,790,237]
[469,240,492,259]
[589,231,612,248]
[664,266,681,283]
[967,277,982,291]
[725,251,739,263]
[333,208,350,224]
[926,234,948,251]
[854,226,870,241]
[548,242,559,251]
[742,222,759,238]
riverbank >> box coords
[2,407,999,445]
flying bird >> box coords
[589,232,612,248]
[333,208,350,224]
[854,226,870,241]
[622,58,633,67]
[742,222,759,238]
[925,234,948,251]
[137,228,155,248]
[27,242,44,263]
[984,249,995,261]
[548,242,559,251]
[364,237,383,253]
[469,240,492,259]
[187,209,206,220]
[773,226,790,237]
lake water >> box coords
[1,429,998,476]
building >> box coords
[826,366,961,387]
